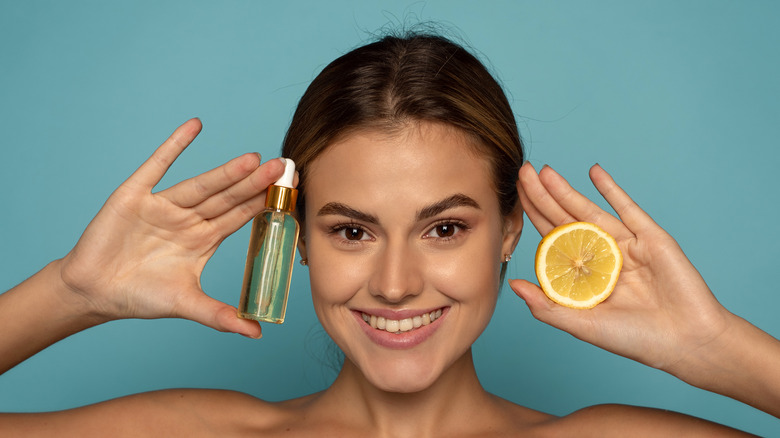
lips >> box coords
[361,309,444,334]
[352,307,448,350]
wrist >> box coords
[50,258,113,326]
[665,310,738,380]
[666,312,780,416]
[0,259,109,374]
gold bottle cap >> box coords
[265,184,297,212]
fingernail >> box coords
[542,164,559,175]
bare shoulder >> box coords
[0,388,308,438]
[541,404,755,437]
[485,397,753,437]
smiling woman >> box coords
[300,123,518,396]
[0,29,778,437]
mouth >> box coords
[360,308,444,334]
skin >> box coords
[0,119,771,436]
[301,123,520,394]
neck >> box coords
[320,349,496,437]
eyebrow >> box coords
[316,202,379,224]
[416,194,481,221]
[316,193,481,223]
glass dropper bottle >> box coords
[238,158,300,324]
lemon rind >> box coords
[534,222,623,309]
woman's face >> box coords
[302,122,521,393]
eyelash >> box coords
[423,219,471,242]
[327,219,471,245]
[328,223,373,245]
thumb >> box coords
[508,278,595,339]
[176,292,263,339]
[508,278,552,316]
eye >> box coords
[431,223,456,238]
[423,220,469,240]
[330,224,372,242]
[342,226,366,241]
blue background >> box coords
[1,1,778,435]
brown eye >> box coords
[344,227,365,241]
[425,221,466,240]
[435,224,455,238]
[331,224,371,243]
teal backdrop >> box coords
[1,1,778,435]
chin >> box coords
[363,362,443,394]
[353,347,466,394]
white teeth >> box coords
[385,319,399,333]
[362,309,443,334]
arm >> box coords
[0,119,285,375]
[510,162,780,418]
[0,388,274,437]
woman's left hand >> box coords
[509,162,731,373]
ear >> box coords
[297,223,308,262]
[501,203,524,259]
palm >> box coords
[59,119,284,337]
[511,163,729,372]
[68,187,217,318]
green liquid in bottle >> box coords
[238,209,300,323]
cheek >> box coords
[306,235,368,307]
[424,231,504,305]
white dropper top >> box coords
[274,158,296,188]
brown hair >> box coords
[282,33,523,223]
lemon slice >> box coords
[535,222,622,309]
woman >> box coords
[1,34,777,436]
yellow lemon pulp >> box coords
[535,222,622,309]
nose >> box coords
[368,238,423,303]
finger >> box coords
[161,152,262,208]
[175,291,262,338]
[508,278,554,314]
[537,165,634,241]
[189,157,287,219]
[126,118,203,190]
[517,165,555,236]
[208,191,268,237]
[517,162,576,235]
[589,164,658,236]
[508,278,588,335]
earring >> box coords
[503,254,512,262]
[300,259,308,266]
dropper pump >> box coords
[265,158,297,212]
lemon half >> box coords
[535,222,623,309]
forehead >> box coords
[305,123,499,214]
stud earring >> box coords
[300,259,308,266]
[503,254,512,263]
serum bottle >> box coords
[238,158,300,324]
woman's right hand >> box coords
[58,119,285,338]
